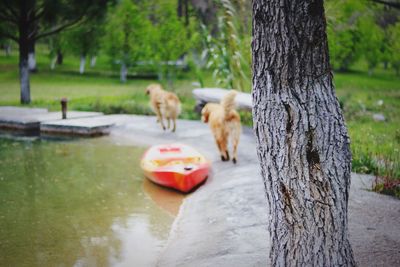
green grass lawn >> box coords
[0,48,204,120]
[0,46,399,196]
[335,70,400,189]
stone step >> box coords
[0,106,48,115]
[40,115,117,136]
[0,106,103,131]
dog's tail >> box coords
[221,90,237,118]
[165,93,181,117]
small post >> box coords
[61,97,68,119]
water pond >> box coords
[0,135,182,266]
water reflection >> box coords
[142,179,185,216]
[0,137,176,267]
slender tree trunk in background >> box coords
[19,39,31,104]
[252,0,355,266]
[28,41,37,72]
[190,0,218,35]
[50,57,57,70]
[184,0,189,26]
[178,0,190,26]
[19,1,31,104]
[383,61,388,70]
[90,56,97,68]
[120,62,127,83]
[57,49,63,65]
[79,55,86,74]
[4,43,11,56]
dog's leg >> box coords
[222,132,230,161]
[232,142,238,164]
[231,124,240,164]
[158,115,166,130]
[172,118,176,132]
[217,137,229,161]
[167,117,171,130]
[214,138,225,161]
[155,105,166,130]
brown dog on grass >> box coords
[146,84,181,132]
[201,90,241,163]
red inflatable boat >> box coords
[140,144,210,193]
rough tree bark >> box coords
[252,0,356,266]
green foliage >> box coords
[200,0,250,92]
[47,34,67,59]
[335,69,400,196]
[64,19,105,59]
[388,22,400,75]
[326,0,365,71]
[147,1,195,85]
[358,13,385,74]
[103,0,151,68]
[326,0,400,74]
[101,0,194,84]
[74,96,153,115]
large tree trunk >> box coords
[252,0,355,266]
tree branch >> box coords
[0,13,18,24]
[33,1,94,41]
[1,0,19,18]
[29,2,46,23]
[0,6,18,24]
[371,0,400,9]
[0,30,18,42]
[34,18,83,40]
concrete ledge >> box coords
[0,118,40,130]
[0,106,47,130]
[0,106,48,115]
[40,124,113,137]
[192,88,252,112]
[40,116,115,136]
[0,106,104,133]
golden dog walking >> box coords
[201,90,241,163]
[146,84,181,132]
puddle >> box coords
[142,179,185,217]
[0,136,181,266]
